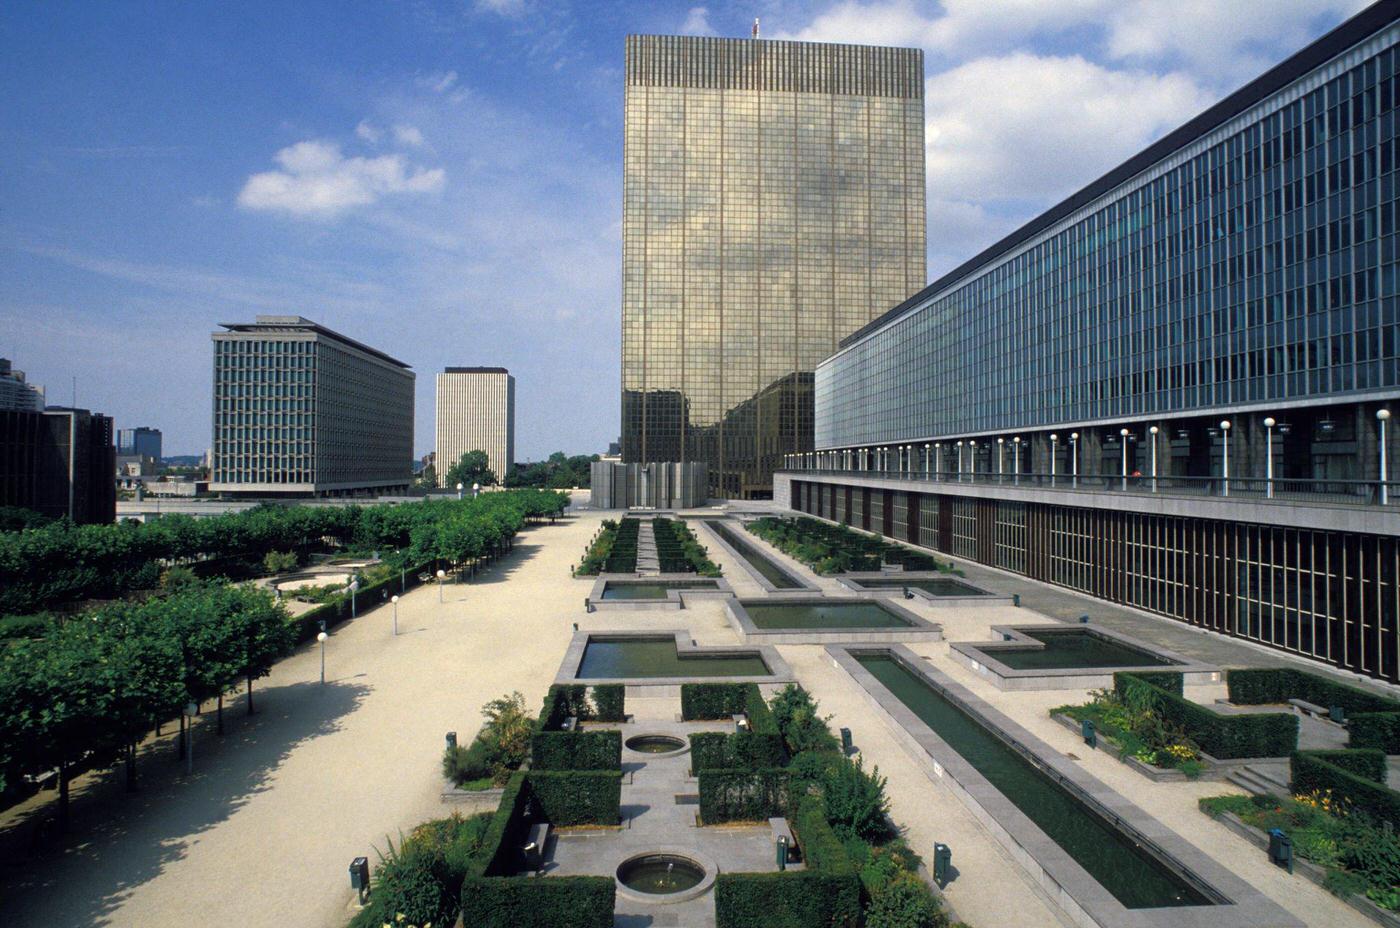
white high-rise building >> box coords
[0,358,45,411]
[435,368,515,486]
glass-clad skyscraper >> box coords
[622,34,926,498]
[784,4,1400,683]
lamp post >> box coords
[956,441,963,479]
[437,568,446,603]
[183,701,198,775]
[1119,428,1130,491]
[924,443,931,478]
[1050,434,1058,484]
[1149,426,1159,492]
[1013,436,1021,483]
[391,594,399,636]
[350,577,360,618]
[456,482,464,501]
[1263,417,1276,499]
[1070,433,1079,487]
[1379,409,1392,505]
[472,482,480,498]
[317,631,328,684]
[934,443,941,479]
[997,437,1005,480]
[969,440,977,480]
[1220,420,1232,497]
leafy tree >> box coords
[415,462,436,489]
[823,756,893,842]
[444,450,497,490]
[0,505,52,531]
[262,550,298,575]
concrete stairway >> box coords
[1227,762,1291,798]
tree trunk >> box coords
[126,743,137,792]
[177,714,186,761]
[217,693,224,735]
[246,676,255,715]
[58,762,70,832]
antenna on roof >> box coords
[752,18,760,39]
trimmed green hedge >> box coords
[1228,668,1400,714]
[1300,748,1387,783]
[1352,713,1400,753]
[1126,670,1184,696]
[525,770,621,826]
[690,731,786,772]
[539,684,591,729]
[1116,673,1297,759]
[531,730,621,771]
[698,768,792,823]
[592,684,625,722]
[682,682,752,720]
[1291,751,1400,826]
[715,795,860,928]
[460,875,615,928]
[476,772,531,877]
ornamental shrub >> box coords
[530,730,621,771]
[823,756,894,842]
[443,737,496,785]
[689,731,785,771]
[1292,751,1400,827]
[770,683,841,754]
[698,768,793,823]
[1228,668,1400,715]
[373,833,458,928]
[591,684,625,722]
[1114,673,1297,759]
[525,770,622,826]
[1351,713,1400,753]
[460,874,615,928]
[681,682,753,720]
[865,873,948,928]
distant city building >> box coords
[0,406,116,523]
[417,451,436,475]
[621,34,927,498]
[210,315,415,497]
[435,367,515,485]
[590,461,707,509]
[117,426,162,459]
[0,358,45,411]
[786,4,1400,684]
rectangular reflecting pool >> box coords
[600,580,720,601]
[578,637,770,678]
[993,629,1180,671]
[707,522,808,590]
[744,601,914,630]
[856,654,1214,909]
[852,577,987,597]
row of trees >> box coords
[0,582,295,826]
[0,489,569,616]
[505,452,596,489]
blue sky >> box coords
[0,0,1366,458]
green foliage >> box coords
[443,738,496,785]
[770,683,841,754]
[602,518,640,573]
[681,682,756,720]
[1115,673,1297,759]
[822,757,893,842]
[530,730,621,771]
[505,452,597,490]
[745,516,946,576]
[1227,668,1400,715]
[591,684,625,722]
[652,518,722,575]
[372,832,459,927]
[689,731,786,771]
[538,684,592,729]
[1350,713,1400,753]
[261,549,299,575]
[1292,751,1400,826]
[575,521,617,576]
[0,505,51,532]
[524,770,622,826]
[1304,749,1387,782]
[460,875,615,928]
[865,873,948,928]
[0,612,53,641]
[1124,671,1184,696]
[698,768,793,823]
[444,449,498,489]
[482,692,536,780]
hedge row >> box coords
[689,731,786,772]
[1301,748,1387,782]
[460,875,614,928]
[1291,750,1400,826]
[715,795,860,928]
[525,770,622,826]
[538,684,625,729]
[681,682,776,726]
[475,771,531,877]
[1351,712,1400,753]
[698,768,793,824]
[593,685,625,722]
[1227,668,1400,714]
[1125,670,1184,696]
[531,731,622,771]
[1116,673,1298,759]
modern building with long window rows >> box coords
[780,3,1400,683]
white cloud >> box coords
[417,70,458,93]
[475,0,525,15]
[393,124,425,147]
[355,120,382,143]
[237,140,444,219]
[680,7,718,37]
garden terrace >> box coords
[556,631,792,693]
[703,520,817,592]
[1226,668,1400,753]
[724,596,943,645]
[746,515,949,575]
[584,575,734,611]
[950,624,1218,691]
[651,517,721,575]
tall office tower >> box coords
[117,426,162,460]
[210,316,414,497]
[621,35,927,498]
[0,358,45,411]
[435,367,515,485]
[0,406,115,523]
[789,4,1400,683]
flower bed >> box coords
[745,516,952,575]
[653,517,722,576]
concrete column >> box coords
[1082,431,1104,476]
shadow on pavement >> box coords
[0,678,370,926]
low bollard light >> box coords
[840,727,853,755]
[1081,718,1096,749]
[903,586,914,600]
[1268,828,1293,873]
[1079,613,1091,624]
[349,856,370,903]
[1012,593,1021,607]
[446,731,457,750]
[1330,705,1347,724]
[933,843,951,887]
[777,835,789,871]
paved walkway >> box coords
[0,511,603,928]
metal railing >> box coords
[776,466,1400,508]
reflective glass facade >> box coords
[622,35,926,497]
[817,16,1400,451]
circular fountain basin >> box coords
[624,734,688,756]
[614,850,716,904]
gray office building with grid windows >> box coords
[781,4,1400,683]
[210,316,414,497]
